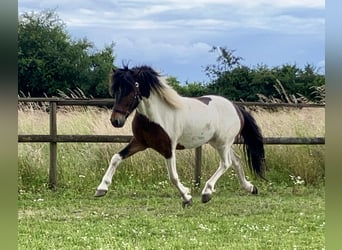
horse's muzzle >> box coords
[111,118,125,128]
[110,113,127,128]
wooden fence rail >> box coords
[18,134,325,145]
[18,97,326,108]
[18,98,325,189]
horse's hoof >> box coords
[251,186,258,195]
[94,189,107,197]
[182,198,193,208]
[201,193,212,203]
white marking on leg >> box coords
[202,146,232,196]
[231,149,254,192]
[97,154,122,191]
[166,153,192,202]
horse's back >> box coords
[194,95,239,122]
[177,95,240,148]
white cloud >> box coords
[18,0,325,81]
[115,37,212,63]
[19,0,324,32]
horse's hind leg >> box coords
[94,138,146,197]
[231,148,258,194]
[201,145,232,203]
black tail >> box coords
[236,105,267,180]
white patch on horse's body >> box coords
[138,91,241,150]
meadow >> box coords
[18,105,325,249]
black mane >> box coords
[110,65,163,98]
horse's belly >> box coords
[177,128,214,149]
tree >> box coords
[166,77,208,97]
[296,63,325,99]
[204,46,325,102]
[205,46,250,100]
[204,46,243,81]
[18,10,115,97]
[250,64,277,98]
[208,66,255,100]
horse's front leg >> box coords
[94,138,146,197]
[166,150,192,207]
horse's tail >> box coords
[236,105,267,180]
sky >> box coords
[18,0,325,83]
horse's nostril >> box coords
[111,118,124,128]
[111,119,118,127]
[110,118,116,126]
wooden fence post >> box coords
[49,101,57,190]
[194,146,202,187]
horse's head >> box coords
[109,65,170,127]
[109,67,142,128]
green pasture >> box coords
[18,107,325,249]
[18,142,325,250]
[18,182,324,250]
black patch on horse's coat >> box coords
[110,66,136,97]
[132,112,173,158]
[110,65,163,99]
[118,113,186,160]
[118,138,147,159]
[195,96,212,105]
[131,65,162,98]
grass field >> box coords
[18,106,325,249]
[18,185,325,249]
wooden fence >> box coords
[18,97,325,189]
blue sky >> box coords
[18,0,325,83]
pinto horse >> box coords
[95,65,266,207]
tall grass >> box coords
[18,105,325,194]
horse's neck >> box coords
[137,92,177,125]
